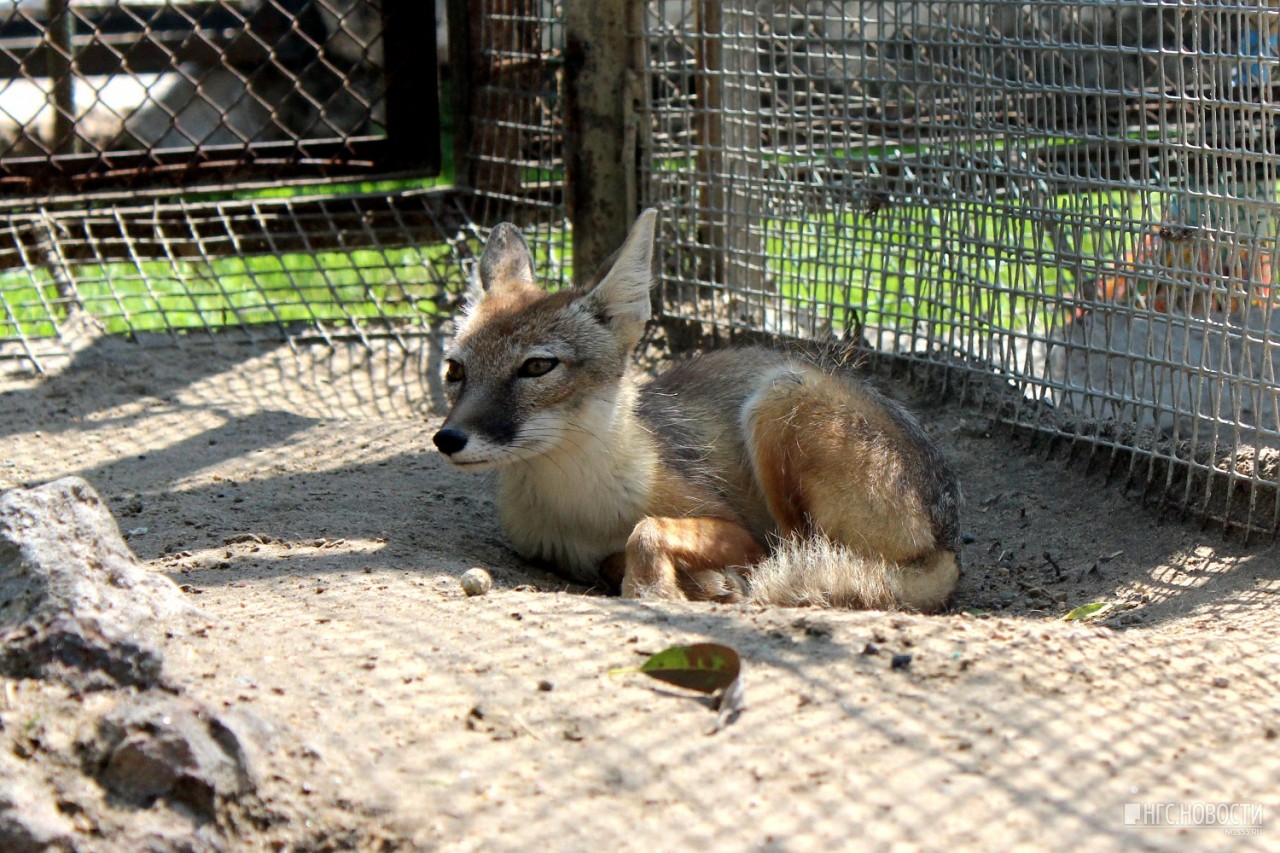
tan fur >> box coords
[434,210,963,611]
[622,517,765,602]
[743,365,938,562]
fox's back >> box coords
[636,347,961,554]
[635,348,781,533]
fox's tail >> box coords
[744,536,959,613]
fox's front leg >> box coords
[620,517,765,603]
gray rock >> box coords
[83,694,256,819]
[0,477,194,689]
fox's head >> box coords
[433,209,657,469]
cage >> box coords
[640,0,1280,535]
[6,1,1280,535]
[0,2,1277,850]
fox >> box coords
[432,209,962,611]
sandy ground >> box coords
[1,333,1278,851]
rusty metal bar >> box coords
[44,0,76,155]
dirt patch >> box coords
[1,334,1277,850]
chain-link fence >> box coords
[641,0,1280,534]
[0,0,571,370]
[0,0,441,187]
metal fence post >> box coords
[382,0,441,174]
[445,0,479,192]
[45,0,76,154]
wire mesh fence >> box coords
[2,0,1279,533]
[450,0,572,284]
[641,0,1280,534]
[0,0,571,371]
[0,189,474,369]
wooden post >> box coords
[564,0,634,286]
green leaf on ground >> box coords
[1063,602,1115,622]
[611,643,742,694]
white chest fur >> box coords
[496,398,652,582]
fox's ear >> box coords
[585,209,656,342]
[469,223,537,306]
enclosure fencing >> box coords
[0,2,1276,847]
[2,0,1280,534]
[0,0,570,368]
[639,0,1280,535]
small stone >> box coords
[890,654,913,671]
[460,568,493,597]
[465,705,518,740]
[794,616,832,638]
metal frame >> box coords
[0,0,439,192]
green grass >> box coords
[0,188,1152,342]
[234,175,448,202]
[0,87,1159,351]
[0,244,459,339]
[0,231,576,340]
[763,189,1154,341]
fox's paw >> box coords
[683,567,747,603]
[620,567,746,603]
[620,575,686,601]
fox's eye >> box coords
[518,357,559,378]
[444,360,465,383]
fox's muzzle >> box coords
[433,427,468,456]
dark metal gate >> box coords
[0,0,439,191]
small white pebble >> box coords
[460,568,493,597]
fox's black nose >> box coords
[433,427,468,455]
